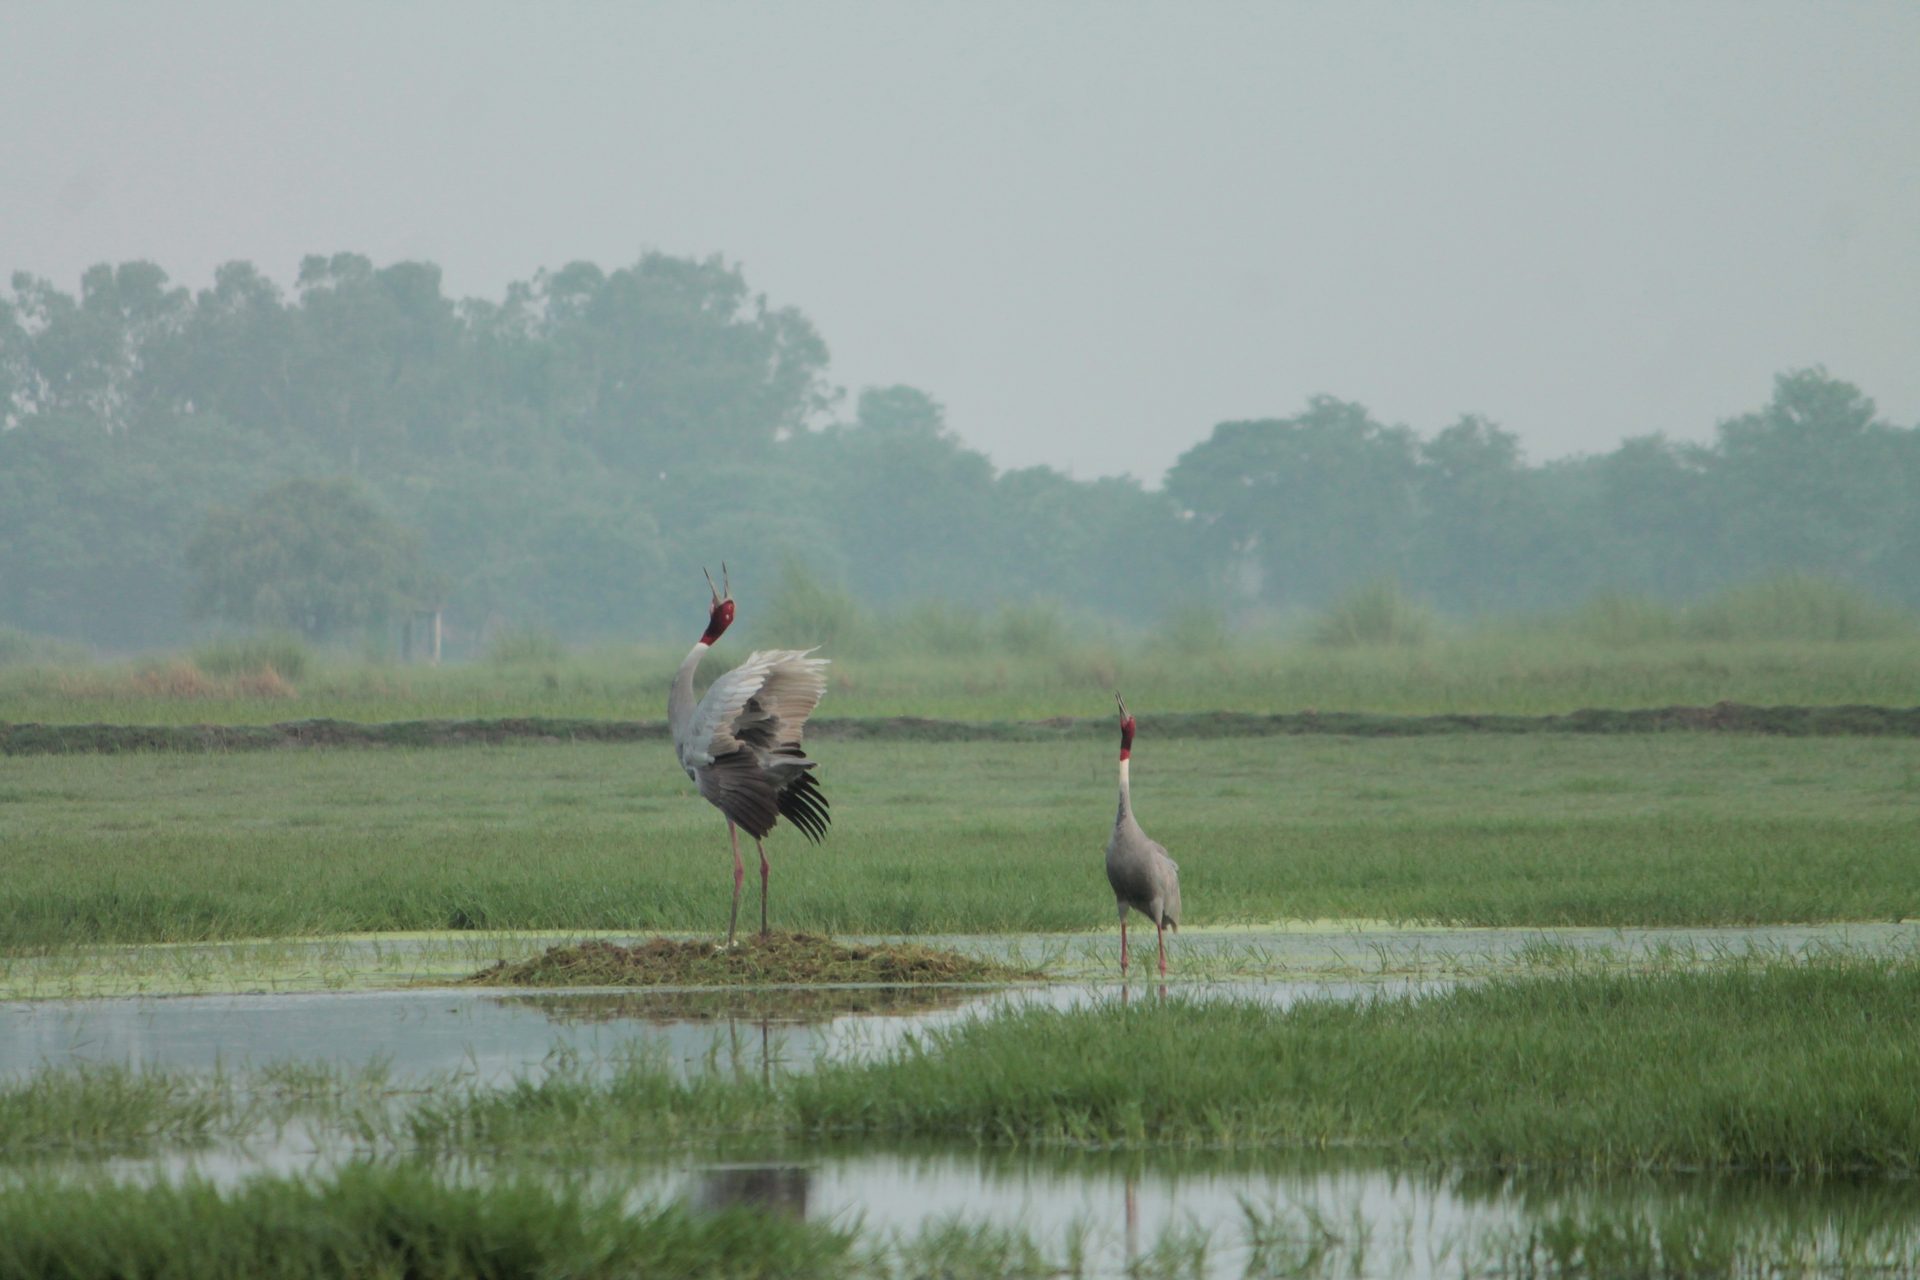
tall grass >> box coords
[1688,572,1913,643]
[4,575,1919,725]
[1535,573,1918,649]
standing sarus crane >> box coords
[668,565,831,945]
[1105,692,1180,976]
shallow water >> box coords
[10,924,1920,1275]
[5,919,1915,1081]
[0,978,1411,1084]
[6,919,1913,999]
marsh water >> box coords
[8,923,1920,1275]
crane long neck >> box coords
[1115,756,1133,824]
[668,641,710,734]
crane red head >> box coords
[700,564,735,645]
[1115,691,1135,761]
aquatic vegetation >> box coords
[413,957,1920,1174]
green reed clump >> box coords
[784,957,1920,1172]
[0,1066,237,1158]
[1308,579,1434,648]
[407,1062,786,1153]
[0,1163,855,1280]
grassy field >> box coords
[6,632,1920,726]
[2,734,1916,948]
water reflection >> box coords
[502,984,978,1024]
[694,1163,810,1220]
[609,1148,1920,1278]
[0,980,1411,1085]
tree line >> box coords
[2,253,1915,650]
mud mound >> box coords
[465,931,1038,987]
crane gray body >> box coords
[1105,692,1179,976]
[1106,765,1181,932]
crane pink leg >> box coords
[1119,914,1129,974]
[757,839,770,936]
[1156,920,1167,977]
[726,821,744,947]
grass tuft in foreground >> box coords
[465,931,1040,987]
[0,1163,853,1280]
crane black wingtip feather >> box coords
[776,770,831,844]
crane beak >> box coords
[1114,691,1129,719]
[703,565,721,606]
[721,561,731,601]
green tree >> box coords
[1413,414,1557,610]
[1166,397,1421,608]
[1715,367,1902,580]
[287,254,466,473]
[187,478,438,641]
[530,254,833,477]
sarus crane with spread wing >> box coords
[668,565,831,945]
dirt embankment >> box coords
[5,703,1920,755]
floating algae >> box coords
[465,931,1041,988]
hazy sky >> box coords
[6,2,1917,482]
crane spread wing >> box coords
[679,649,828,767]
[680,649,832,843]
